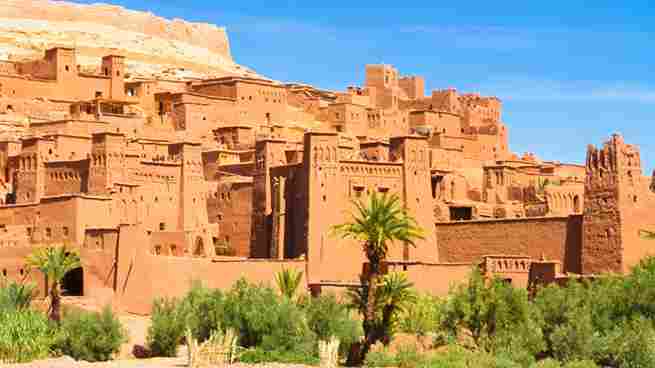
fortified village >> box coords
[1,1,654,315]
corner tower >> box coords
[582,134,655,274]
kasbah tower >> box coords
[0,0,653,314]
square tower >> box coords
[45,47,77,82]
[102,55,126,100]
[365,64,399,90]
[582,134,655,274]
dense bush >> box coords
[55,306,126,362]
[239,347,319,365]
[363,347,398,367]
[222,279,315,355]
[397,293,442,337]
[148,279,339,361]
[364,345,524,368]
[147,298,186,357]
[441,268,544,364]
[0,279,36,312]
[0,309,54,363]
[301,293,361,354]
[177,281,225,342]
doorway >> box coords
[61,267,84,296]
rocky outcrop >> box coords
[0,0,258,79]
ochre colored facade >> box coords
[0,48,650,314]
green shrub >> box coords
[239,347,319,365]
[55,305,126,362]
[423,345,517,368]
[177,281,225,342]
[395,344,428,368]
[0,309,54,363]
[363,347,397,367]
[562,361,598,368]
[595,317,655,368]
[302,293,361,354]
[0,279,36,312]
[397,293,442,337]
[147,298,185,357]
[441,269,544,359]
[222,278,315,355]
[533,282,594,362]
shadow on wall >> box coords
[565,215,583,274]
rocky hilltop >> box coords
[0,0,258,79]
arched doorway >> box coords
[61,267,84,296]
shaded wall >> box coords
[436,215,582,273]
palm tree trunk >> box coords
[49,282,61,322]
[358,260,381,364]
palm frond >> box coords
[330,192,426,260]
[640,229,655,240]
[275,268,304,299]
[27,245,81,283]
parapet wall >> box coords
[436,215,582,273]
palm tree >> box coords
[27,245,81,322]
[275,267,304,299]
[377,272,416,343]
[347,272,416,345]
[332,192,424,363]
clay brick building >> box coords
[0,47,651,314]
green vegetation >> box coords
[0,278,36,312]
[147,279,358,363]
[0,276,127,364]
[0,309,54,363]
[331,192,425,363]
[275,267,304,299]
[27,245,81,322]
[147,298,186,357]
[8,244,655,367]
[55,306,127,362]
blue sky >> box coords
[75,0,655,171]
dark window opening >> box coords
[61,267,83,296]
[449,207,472,221]
[431,176,443,199]
[65,65,70,72]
